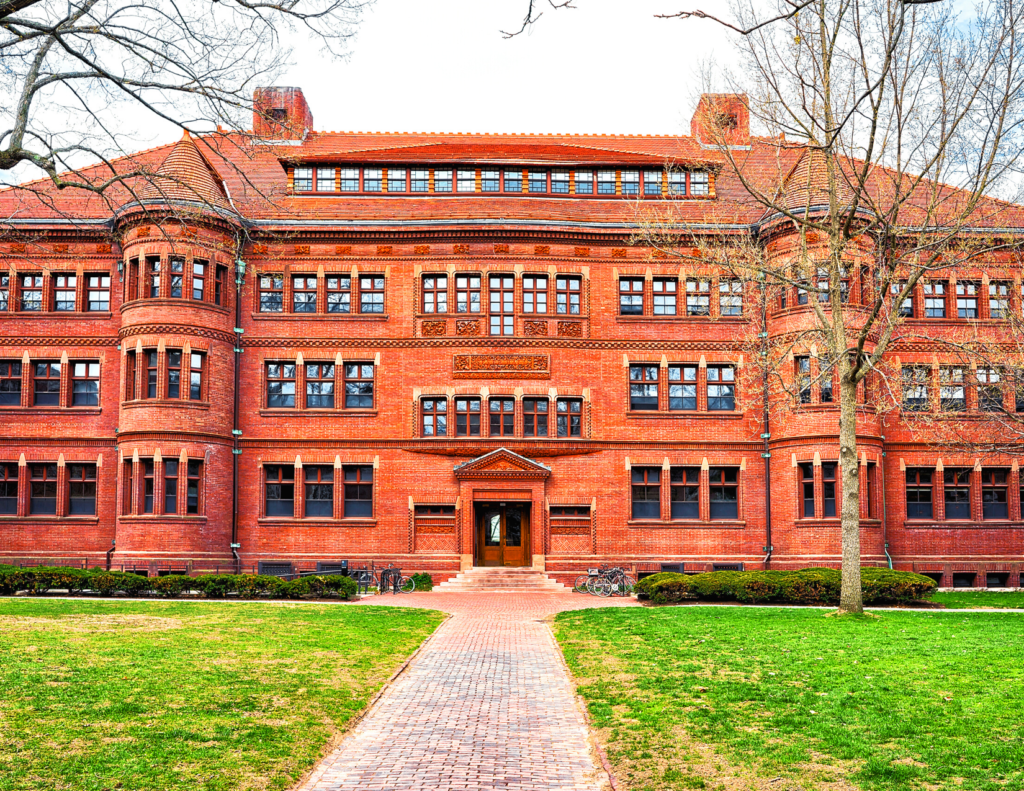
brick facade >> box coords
[1,88,1022,586]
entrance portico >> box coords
[453,448,551,571]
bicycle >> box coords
[353,563,415,594]
[583,566,636,597]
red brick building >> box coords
[1,87,1022,587]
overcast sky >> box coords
[278,0,733,137]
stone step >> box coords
[435,567,566,592]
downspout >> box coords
[105,539,115,571]
[880,434,892,569]
[758,273,773,569]
[230,252,246,574]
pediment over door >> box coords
[453,448,551,479]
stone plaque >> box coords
[452,354,550,379]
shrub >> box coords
[20,566,94,594]
[89,571,149,597]
[635,568,936,606]
[233,574,287,599]
[194,574,236,599]
[281,575,357,600]
[150,574,193,598]
[411,572,433,592]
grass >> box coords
[0,599,444,791]
[933,591,1024,609]
[554,607,1024,791]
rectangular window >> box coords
[820,365,833,403]
[522,275,547,313]
[387,167,407,193]
[166,351,182,399]
[344,360,376,405]
[719,280,742,316]
[0,273,8,310]
[489,274,514,336]
[557,398,582,437]
[821,462,837,517]
[259,274,284,312]
[924,282,945,318]
[707,366,735,411]
[489,398,515,436]
[363,168,383,192]
[145,351,158,398]
[978,368,1003,412]
[644,170,662,196]
[293,276,317,313]
[422,397,447,437]
[34,362,60,406]
[796,356,811,403]
[455,397,481,436]
[551,170,570,193]
[574,170,594,194]
[629,364,659,411]
[266,362,296,408]
[667,171,686,196]
[686,280,710,316]
[631,467,661,519]
[503,169,523,193]
[20,274,43,311]
[944,468,971,520]
[524,398,548,437]
[457,169,476,192]
[142,459,155,514]
[481,170,500,192]
[902,366,930,411]
[668,365,697,410]
[360,275,385,313]
[597,170,617,195]
[186,460,202,514]
[326,275,351,313]
[550,505,590,518]
[670,467,700,519]
[30,463,58,515]
[891,281,913,317]
[169,258,184,298]
[215,265,226,306]
[709,467,738,519]
[339,168,360,191]
[191,261,206,301]
[434,169,453,192]
[305,466,334,517]
[956,282,978,318]
[188,353,203,401]
[294,167,313,192]
[265,464,295,517]
[989,282,1009,319]
[343,465,373,517]
[456,274,481,313]
[124,351,136,401]
[306,363,335,408]
[71,361,99,406]
[619,278,644,315]
[122,459,134,515]
[423,274,448,313]
[410,169,430,192]
[800,463,815,517]
[0,463,18,514]
[316,167,335,192]
[981,469,1008,520]
[146,257,161,299]
[939,367,965,411]
[690,171,709,195]
[556,276,581,315]
[653,279,677,315]
[54,274,77,311]
[164,460,178,514]
[620,170,640,195]
[0,361,22,406]
[906,469,933,519]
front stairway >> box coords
[435,567,567,592]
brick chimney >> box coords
[691,94,750,147]
[253,87,314,140]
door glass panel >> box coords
[485,512,501,546]
[504,508,522,547]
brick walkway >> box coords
[296,591,638,791]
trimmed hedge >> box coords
[634,568,937,605]
[0,567,357,600]
[411,572,434,592]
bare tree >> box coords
[636,0,1024,613]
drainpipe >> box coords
[105,539,115,571]
[880,434,893,569]
[230,255,246,574]
[758,273,773,569]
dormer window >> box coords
[691,171,710,196]
[339,168,359,192]
[294,167,313,192]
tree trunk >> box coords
[838,375,864,613]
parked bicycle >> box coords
[574,566,635,597]
[352,562,415,595]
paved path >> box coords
[296,591,638,791]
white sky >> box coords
[278,0,733,137]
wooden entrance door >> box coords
[475,504,530,567]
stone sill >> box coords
[903,521,1024,530]
[794,519,882,528]
[0,516,100,523]
[249,312,389,322]
[2,311,113,320]
[0,407,102,415]
[118,516,208,524]
[122,298,230,316]
[626,411,743,420]
[256,518,377,528]
[122,399,210,411]
[627,519,746,529]
[615,315,746,323]
[259,409,378,418]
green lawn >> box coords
[554,607,1024,791]
[933,591,1024,609]
[0,599,444,791]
